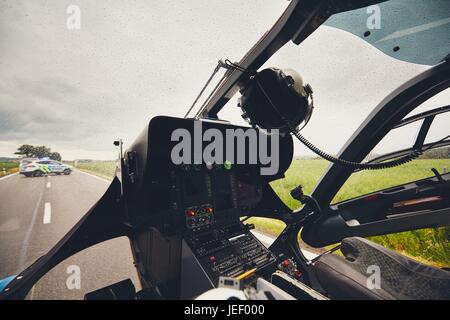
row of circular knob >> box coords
[185,204,214,217]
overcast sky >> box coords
[0,1,449,160]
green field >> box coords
[0,161,19,177]
[262,159,450,267]
[270,159,450,208]
[75,158,450,267]
[0,161,19,170]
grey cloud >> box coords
[0,76,106,148]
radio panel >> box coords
[183,224,277,286]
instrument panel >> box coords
[171,163,263,232]
[123,116,294,297]
[123,116,293,233]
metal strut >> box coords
[184,59,232,119]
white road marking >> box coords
[0,172,19,181]
[43,202,52,224]
[76,169,111,184]
[46,182,51,188]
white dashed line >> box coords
[46,182,51,188]
[43,202,52,224]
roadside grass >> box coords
[78,158,450,267]
[0,162,19,178]
[72,161,116,181]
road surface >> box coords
[0,170,139,299]
[0,170,315,299]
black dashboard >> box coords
[123,116,294,233]
[121,116,295,298]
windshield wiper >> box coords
[362,137,450,170]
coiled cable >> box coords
[253,73,422,171]
[225,60,423,171]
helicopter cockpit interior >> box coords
[1,0,449,301]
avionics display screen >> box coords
[237,181,258,201]
[183,174,206,197]
[181,170,235,212]
[211,172,233,211]
[182,172,208,205]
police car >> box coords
[19,158,72,177]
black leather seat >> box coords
[313,237,450,300]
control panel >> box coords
[122,116,295,299]
[185,204,215,229]
[168,162,263,233]
[184,224,277,284]
[172,162,275,286]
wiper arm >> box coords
[184,60,229,119]
[363,137,450,169]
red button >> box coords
[205,206,213,214]
[282,260,290,267]
[186,209,195,217]
[209,256,216,262]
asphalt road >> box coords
[0,170,140,300]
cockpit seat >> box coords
[313,237,450,300]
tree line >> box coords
[14,144,62,161]
[420,147,450,159]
